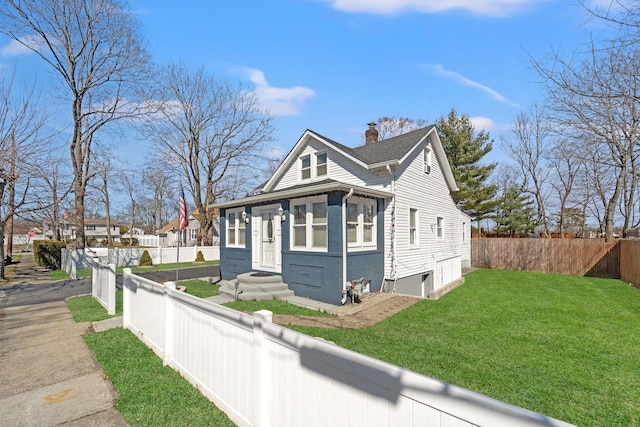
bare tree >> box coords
[89,156,117,246]
[547,138,584,237]
[502,107,552,236]
[141,62,275,245]
[373,116,429,140]
[141,163,176,233]
[35,154,73,241]
[119,171,140,246]
[0,71,47,279]
[0,0,151,249]
[533,40,640,240]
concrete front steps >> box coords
[218,272,295,301]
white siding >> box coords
[273,138,391,192]
[386,137,462,280]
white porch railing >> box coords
[122,269,574,427]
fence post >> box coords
[164,281,176,366]
[122,268,131,329]
[253,309,272,427]
[107,263,116,316]
[91,258,97,298]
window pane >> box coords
[363,204,374,224]
[347,224,358,243]
[313,225,327,247]
[317,164,327,176]
[239,227,245,245]
[363,225,373,243]
[410,209,416,228]
[294,205,307,225]
[294,226,306,246]
[347,203,358,222]
[312,203,326,224]
[301,155,310,168]
[228,228,236,245]
[301,169,311,179]
[317,152,327,165]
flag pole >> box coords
[176,226,180,284]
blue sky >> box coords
[0,0,617,165]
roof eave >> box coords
[210,182,392,209]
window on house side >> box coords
[291,197,328,250]
[312,202,327,247]
[300,155,311,180]
[347,203,359,244]
[293,204,307,247]
[437,216,444,238]
[410,209,417,246]
[316,152,327,177]
[347,199,377,249]
[424,147,432,174]
[462,221,466,241]
[226,210,246,248]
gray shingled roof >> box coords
[309,125,435,166]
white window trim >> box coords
[316,151,328,177]
[290,195,328,252]
[300,154,311,180]
[226,208,246,248]
[409,208,419,248]
[436,216,444,239]
[424,146,432,174]
[299,151,329,182]
[347,197,377,251]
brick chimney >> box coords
[365,122,378,144]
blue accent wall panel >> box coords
[219,207,252,280]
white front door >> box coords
[261,211,276,269]
[251,206,282,273]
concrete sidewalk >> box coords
[0,256,129,426]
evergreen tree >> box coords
[436,108,497,233]
[494,186,535,236]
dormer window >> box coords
[316,152,327,176]
[424,147,432,174]
[300,155,311,180]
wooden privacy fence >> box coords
[472,238,640,286]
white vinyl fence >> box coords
[122,269,574,427]
[61,246,220,276]
[92,259,116,315]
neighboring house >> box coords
[157,208,220,247]
[83,218,121,242]
[42,218,120,243]
[213,124,471,305]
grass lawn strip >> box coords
[84,328,235,427]
[66,291,123,322]
[288,269,640,427]
[224,299,335,317]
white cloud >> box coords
[326,0,537,17]
[1,35,44,57]
[470,116,494,131]
[429,64,521,108]
[241,68,315,116]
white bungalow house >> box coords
[213,124,471,305]
[157,208,220,247]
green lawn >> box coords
[66,291,123,322]
[84,328,235,427]
[288,269,640,427]
[181,279,220,298]
[224,299,335,317]
[55,260,219,279]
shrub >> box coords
[195,250,205,262]
[139,249,153,267]
[33,240,66,269]
[120,237,139,246]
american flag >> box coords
[179,188,188,231]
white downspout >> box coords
[386,165,397,292]
[342,188,354,292]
